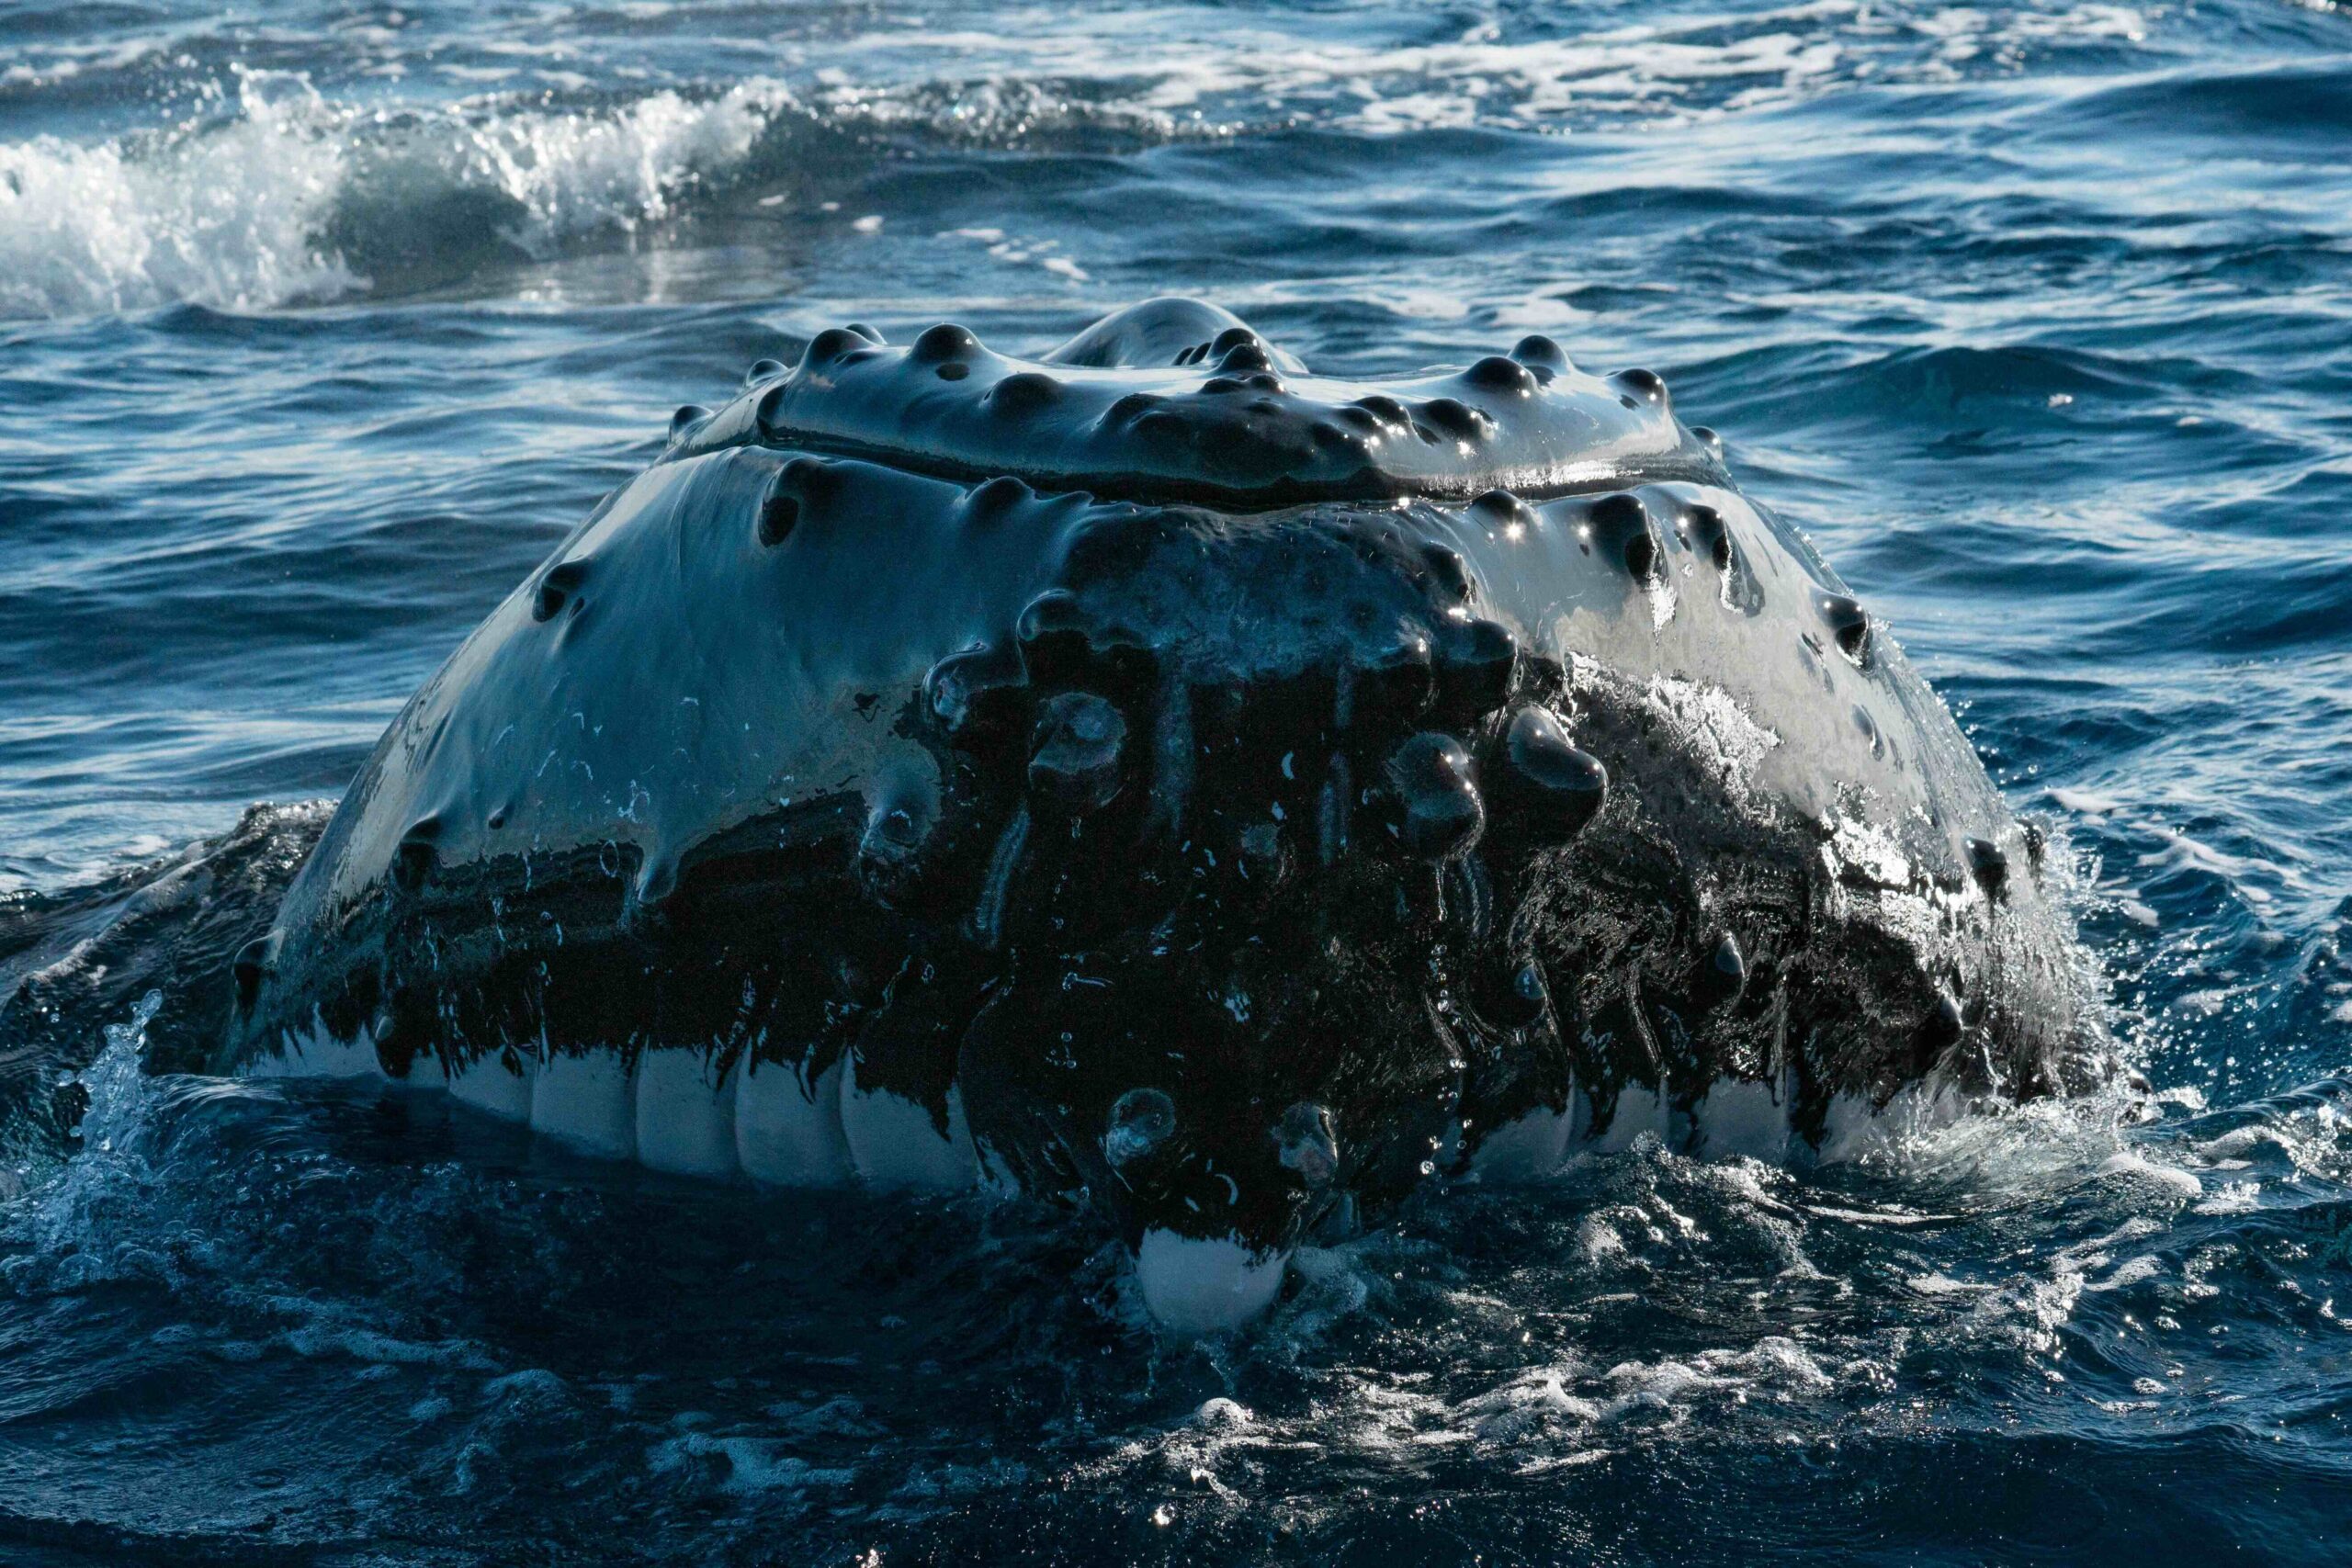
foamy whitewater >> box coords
[4,0,2351,1562]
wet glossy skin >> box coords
[215,299,2098,1311]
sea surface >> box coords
[4,1,2351,1562]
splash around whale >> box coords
[18,299,2107,1330]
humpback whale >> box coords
[27,299,2103,1328]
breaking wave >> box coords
[0,0,2162,319]
[0,70,794,317]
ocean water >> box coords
[3,0,2351,1562]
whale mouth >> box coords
[741,390,1729,513]
[680,311,1732,513]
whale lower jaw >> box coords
[247,1021,1973,1326]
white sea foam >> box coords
[647,1431,858,1495]
[0,72,360,317]
[0,70,791,318]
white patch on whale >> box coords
[1586,1082,1670,1154]
[1470,1101,1576,1180]
[1136,1229,1289,1333]
[1819,1089,1888,1164]
[1816,1075,1973,1164]
[976,1139,1025,1201]
[249,1010,381,1080]
[635,1046,740,1179]
[840,1052,979,1191]
[1691,1073,1791,1162]
[735,1051,854,1187]
[530,1048,637,1161]
[447,1043,536,1122]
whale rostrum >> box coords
[207,298,2103,1328]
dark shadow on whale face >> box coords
[196,299,2105,1328]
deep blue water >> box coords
[4,1,2352,1562]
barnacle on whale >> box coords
[203,296,2099,1328]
